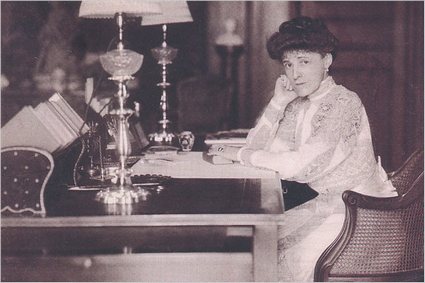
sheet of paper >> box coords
[131,152,278,179]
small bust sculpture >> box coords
[215,18,243,46]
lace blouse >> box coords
[237,76,396,197]
[236,76,397,281]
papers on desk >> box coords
[132,152,277,179]
[68,185,104,191]
[1,92,88,153]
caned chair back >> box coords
[389,148,424,195]
[1,146,54,216]
[314,149,424,282]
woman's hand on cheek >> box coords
[207,145,239,161]
[274,74,297,103]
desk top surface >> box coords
[2,153,284,227]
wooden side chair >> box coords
[314,149,424,282]
[1,146,54,216]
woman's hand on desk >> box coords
[207,145,240,161]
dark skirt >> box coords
[281,180,318,211]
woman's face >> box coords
[281,50,332,97]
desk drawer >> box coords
[2,253,252,282]
[2,226,252,255]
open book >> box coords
[1,93,89,153]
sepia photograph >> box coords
[1,1,424,282]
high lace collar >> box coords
[308,76,336,101]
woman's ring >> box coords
[218,147,224,152]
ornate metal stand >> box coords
[95,13,144,204]
[148,24,179,152]
[215,45,243,129]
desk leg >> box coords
[252,224,278,282]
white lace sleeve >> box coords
[244,90,365,181]
[238,93,294,162]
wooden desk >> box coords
[2,153,284,282]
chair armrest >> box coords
[342,173,423,210]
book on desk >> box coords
[1,92,89,153]
[202,151,234,165]
[203,129,249,164]
[204,129,248,147]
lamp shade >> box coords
[79,0,162,18]
[141,1,193,26]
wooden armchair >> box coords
[1,146,54,216]
[314,149,424,282]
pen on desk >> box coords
[142,158,174,164]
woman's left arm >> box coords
[208,76,296,160]
[239,91,367,180]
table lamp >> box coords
[79,0,161,204]
[142,1,193,152]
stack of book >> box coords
[1,93,89,153]
[203,129,249,165]
[204,129,249,147]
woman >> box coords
[208,16,396,281]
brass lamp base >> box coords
[148,128,179,152]
[95,185,141,204]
